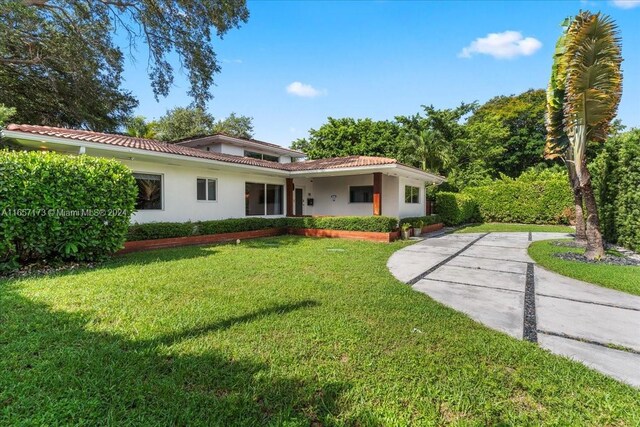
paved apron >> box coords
[387,232,640,388]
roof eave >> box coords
[1,130,290,176]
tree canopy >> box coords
[291,90,554,189]
[0,0,249,130]
[152,107,253,142]
[467,89,549,177]
[291,118,402,159]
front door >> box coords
[295,188,304,216]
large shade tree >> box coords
[545,12,623,259]
[0,0,249,130]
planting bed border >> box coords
[119,223,445,254]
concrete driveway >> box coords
[387,232,640,388]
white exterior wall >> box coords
[397,176,426,218]
[121,159,287,224]
[306,174,399,217]
[291,177,314,216]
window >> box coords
[134,173,162,210]
[349,186,374,203]
[197,178,217,201]
[405,185,420,204]
[244,150,280,163]
[246,183,283,216]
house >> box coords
[1,124,444,223]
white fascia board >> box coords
[2,130,290,176]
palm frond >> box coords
[564,12,623,144]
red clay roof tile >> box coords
[3,124,404,173]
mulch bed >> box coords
[554,252,640,266]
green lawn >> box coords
[1,236,639,425]
[528,239,640,297]
[456,223,575,234]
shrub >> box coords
[435,192,478,226]
[286,216,398,233]
[0,150,136,271]
[463,171,573,225]
[399,215,442,227]
[593,130,640,251]
[127,216,399,241]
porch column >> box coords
[286,178,294,217]
[373,172,382,216]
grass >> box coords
[1,236,639,425]
[456,223,575,234]
[528,239,640,297]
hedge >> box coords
[0,150,136,271]
[435,192,479,226]
[127,216,399,241]
[462,171,573,225]
[399,215,442,227]
[592,130,640,251]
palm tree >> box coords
[406,128,452,173]
[125,116,156,139]
[545,12,622,259]
[545,18,587,244]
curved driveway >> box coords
[387,232,640,388]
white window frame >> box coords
[196,177,218,202]
[405,185,420,204]
[133,171,164,211]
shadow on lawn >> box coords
[0,291,346,425]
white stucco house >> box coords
[1,124,444,223]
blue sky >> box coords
[120,0,640,147]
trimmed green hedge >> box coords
[0,150,136,271]
[127,216,399,241]
[592,130,640,251]
[462,171,573,225]
[435,192,479,226]
[286,216,398,233]
[399,215,442,227]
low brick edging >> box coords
[421,223,444,234]
[119,228,287,254]
[288,228,399,242]
[118,222,445,254]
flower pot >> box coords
[401,229,410,240]
[412,227,422,237]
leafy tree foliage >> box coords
[0,1,137,131]
[154,107,216,142]
[0,0,249,130]
[468,89,549,177]
[124,116,156,139]
[212,112,254,139]
[291,118,402,159]
[0,104,16,128]
[152,107,253,142]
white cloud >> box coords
[611,0,640,8]
[286,81,326,98]
[459,31,542,59]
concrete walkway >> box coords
[387,232,640,388]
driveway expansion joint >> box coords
[536,293,640,312]
[538,330,640,355]
[523,263,537,343]
[406,233,489,285]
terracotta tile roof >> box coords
[3,124,414,175]
[175,133,305,155]
[286,155,397,171]
[4,124,287,170]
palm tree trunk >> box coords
[567,163,586,243]
[577,160,605,259]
